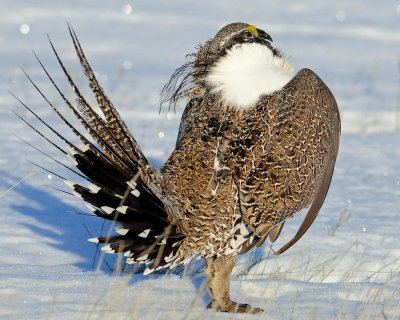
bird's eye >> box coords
[243,30,253,38]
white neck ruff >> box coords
[205,43,296,110]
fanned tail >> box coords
[14,25,185,272]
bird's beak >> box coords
[263,33,273,43]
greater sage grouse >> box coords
[17,22,340,313]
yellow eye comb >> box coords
[244,25,258,37]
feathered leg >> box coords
[205,255,263,313]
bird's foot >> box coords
[207,300,263,314]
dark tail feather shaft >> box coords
[67,24,146,165]
[16,27,185,272]
[41,43,136,174]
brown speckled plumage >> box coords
[19,22,340,313]
[162,67,340,262]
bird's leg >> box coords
[205,255,263,313]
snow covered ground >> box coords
[1,1,400,319]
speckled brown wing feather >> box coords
[274,68,341,254]
[233,68,340,252]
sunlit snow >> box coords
[1,1,400,319]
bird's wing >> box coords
[274,68,341,255]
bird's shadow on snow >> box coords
[4,169,114,272]
[190,272,211,306]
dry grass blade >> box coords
[0,170,36,199]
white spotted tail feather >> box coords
[13,24,186,273]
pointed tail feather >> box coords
[67,24,146,166]
[16,26,186,272]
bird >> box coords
[15,22,340,313]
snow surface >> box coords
[1,1,400,319]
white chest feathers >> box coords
[206,43,296,110]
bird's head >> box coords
[161,22,294,110]
[194,23,276,71]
